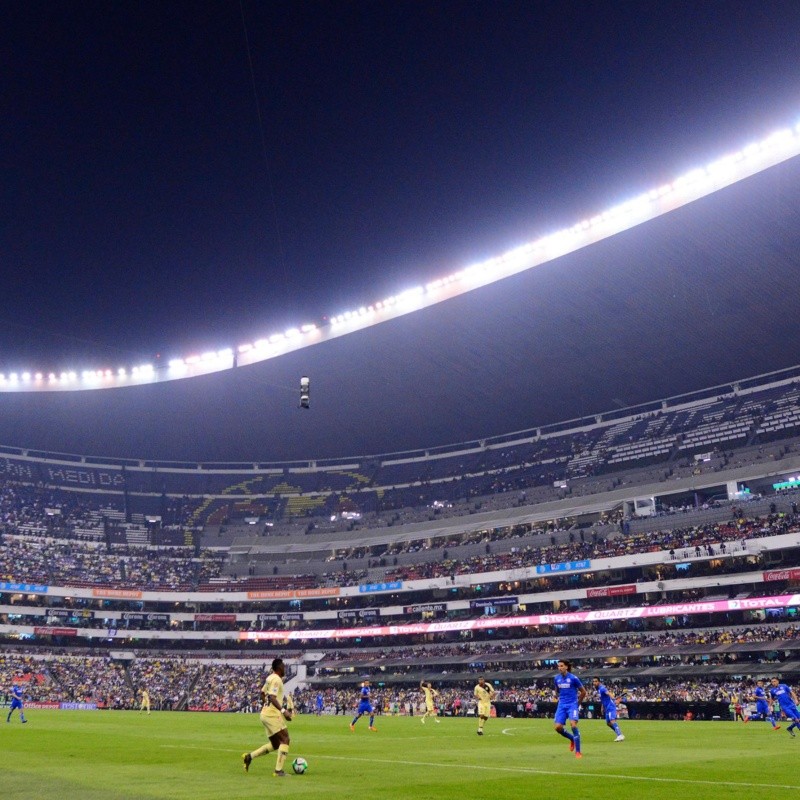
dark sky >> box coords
[3,2,800,462]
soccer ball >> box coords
[291,757,308,775]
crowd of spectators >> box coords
[1,645,796,715]
[312,623,800,667]
[128,658,199,710]
[0,534,225,590]
[380,511,797,582]
[187,663,268,711]
[291,676,778,717]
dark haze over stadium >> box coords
[2,2,800,461]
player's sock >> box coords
[369,715,374,727]
[557,728,574,741]
[572,728,581,753]
[20,714,26,723]
[612,723,622,736]
[275,744,289,773]
[251,743,275,759]
[350,715,359,727]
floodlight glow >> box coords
[743,143,761,159]
[707,155,737,178]
[5,115,800,390]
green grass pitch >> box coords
[2,711,796,800]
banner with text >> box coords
[33,627,78,637]
[92,588,142,600]
[239,593,800,642]
[0,581,49,594]
[359,581,403,594]
[586,585,637,598]
[535,559,591,575]
[246,587,341,600]
[469,597,519,609]
[403,602,447,614]
[763,569,800,582]
[337,608,380,620]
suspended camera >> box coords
[299,376,310,409]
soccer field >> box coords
[2,711,795,800]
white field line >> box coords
[160,745,800,790]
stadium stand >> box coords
[3,367,800,715]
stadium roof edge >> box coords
[0,360,798,470]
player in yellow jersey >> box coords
[420,681,440,724]
[242,658,292,777]
[474,676,496,735]
[139,687,150,715]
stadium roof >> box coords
[2,153,800,463]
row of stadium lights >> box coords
[0,364,156,387]
[1,124,799,390]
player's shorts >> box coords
[426,703,435,713]
[779,703,800,720]
[260,709,287,737]
[554,702,580,725]
[604,706,618,722]
[357,701,373,715]
[756,701,770,716]
[10,698,23,711]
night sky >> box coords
[3,2,800,461]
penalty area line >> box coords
[317,754,800,791]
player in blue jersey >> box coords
[592,678,624,741]
[746,680,780,730]
[315,692,324,716]
[350,681,376,732]
[769,678,800,737]
[7,682,28,724]
[554,660,586,758]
